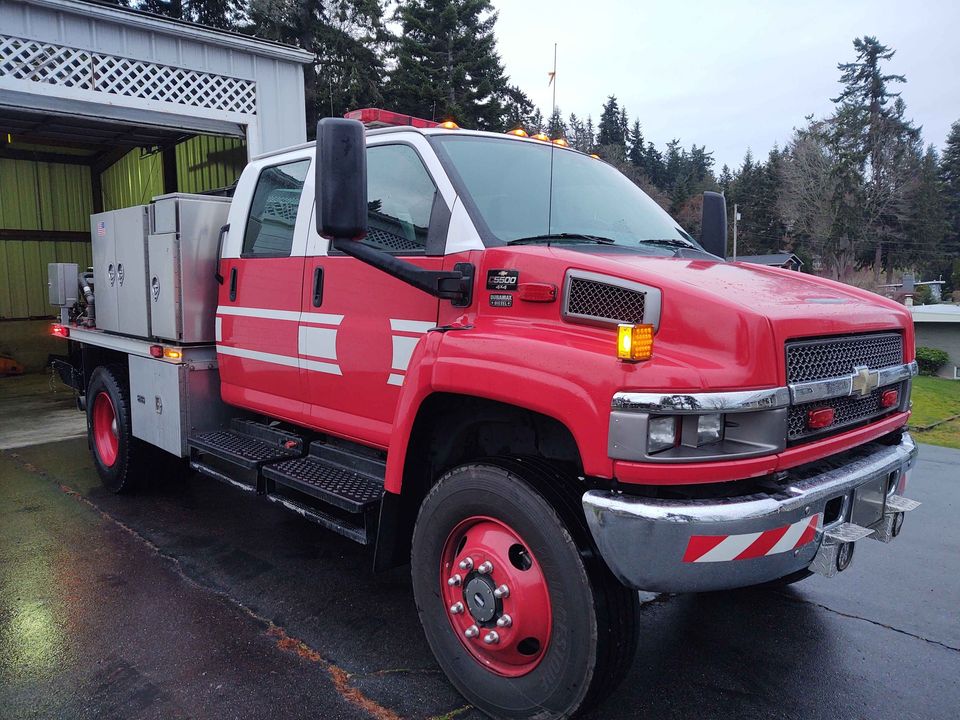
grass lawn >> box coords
[909,375,960,449]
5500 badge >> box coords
[486,269,519,291]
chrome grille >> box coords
[786,333,902,384]
[787,385,899,441]
[567,277,645,324]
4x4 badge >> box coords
[851,365,880,396]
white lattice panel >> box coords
[0,34,256,115]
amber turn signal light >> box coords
[617,324,654,362]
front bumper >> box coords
[582,433,919,592]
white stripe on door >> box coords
[298,326,338,360]
[217,345,341,375]
[390,319,435,334]
[216,305,343,326]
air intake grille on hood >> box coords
[566,277,646,325]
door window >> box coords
[242,159,311,257]
[362,145,437,254]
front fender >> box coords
[384,321,617,494]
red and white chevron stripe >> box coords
[682,514,821,563]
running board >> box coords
[263,441,385,545]
[189,419,304,471]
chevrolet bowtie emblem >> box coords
[851,365,880,396]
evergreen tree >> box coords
[583,116,596,154]
[941,120,960,284]
[141,0,245,29]
[547,106,567,139]
[568,113,588,152]
[502,85,537,131]
[597,95,626,148]
[628,120,645,168]
[644,141,664,187]
[248,0,387,133]
[903,145,947,282]
[830,36,921,280]
[387,0,512,130]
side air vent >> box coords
[562,270,662,329]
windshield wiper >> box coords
[507,233,616,246]
[639,238,698,249]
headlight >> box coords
[696,413,724,446]
[647,416,678,453]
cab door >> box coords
[217,156,311,424]
[301,139,452,446]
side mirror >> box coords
[700,191,727,259]
[315,117,368,241]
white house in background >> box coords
[911,304,960,379]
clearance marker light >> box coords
[617,323,654,362]
[438,120,460,130]
[590,153,601,159]
[531,132,550,142]
[507,128,528,137]
[551,138,569,147]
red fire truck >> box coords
[47,109,920,719]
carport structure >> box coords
[0,0,312,370]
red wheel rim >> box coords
[92,391,119,467]
[440,516,552,677]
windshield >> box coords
[431,135,704,252]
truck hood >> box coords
[490,248,914,390]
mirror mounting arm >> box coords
[332,239,473,307]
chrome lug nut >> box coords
[496,614,512,628]
[464,624,479,638]
[477,561,494,574]
[449,602,464,615]
[493,584,510,599]
[459,557,474,572]
[447,573,462,587]
[483,631,500,644]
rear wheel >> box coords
[86,365,154,493]
[411,460,638,719]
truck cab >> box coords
[49,109,920,720]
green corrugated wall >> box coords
[0,159,93,318]
[1,135,246,320]
[176,135,246,193]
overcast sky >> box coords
[491,0,960,170]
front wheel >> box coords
[411,461,638,719]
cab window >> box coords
[362,145,437,254]
[242,159,310,257]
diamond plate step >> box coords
[823,522,875,543]
[264,453,383,514]
[188,419,304,470]
[886,495,921,513]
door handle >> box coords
[312,267,324,307]
[229,267,238,302]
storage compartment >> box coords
[147,193,231,343]
[129,354,231,456]
[91,206,151,337]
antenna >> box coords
[547,43,557,238]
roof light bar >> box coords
[343,108,438,129]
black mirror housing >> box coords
[315,118,368,241]
[700,191,727,259]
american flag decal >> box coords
[682,515,821,563]
[97,221,106,237]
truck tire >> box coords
[86,364,150,493]
[410,460,639,719]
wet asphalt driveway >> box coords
[1,402,958,719]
